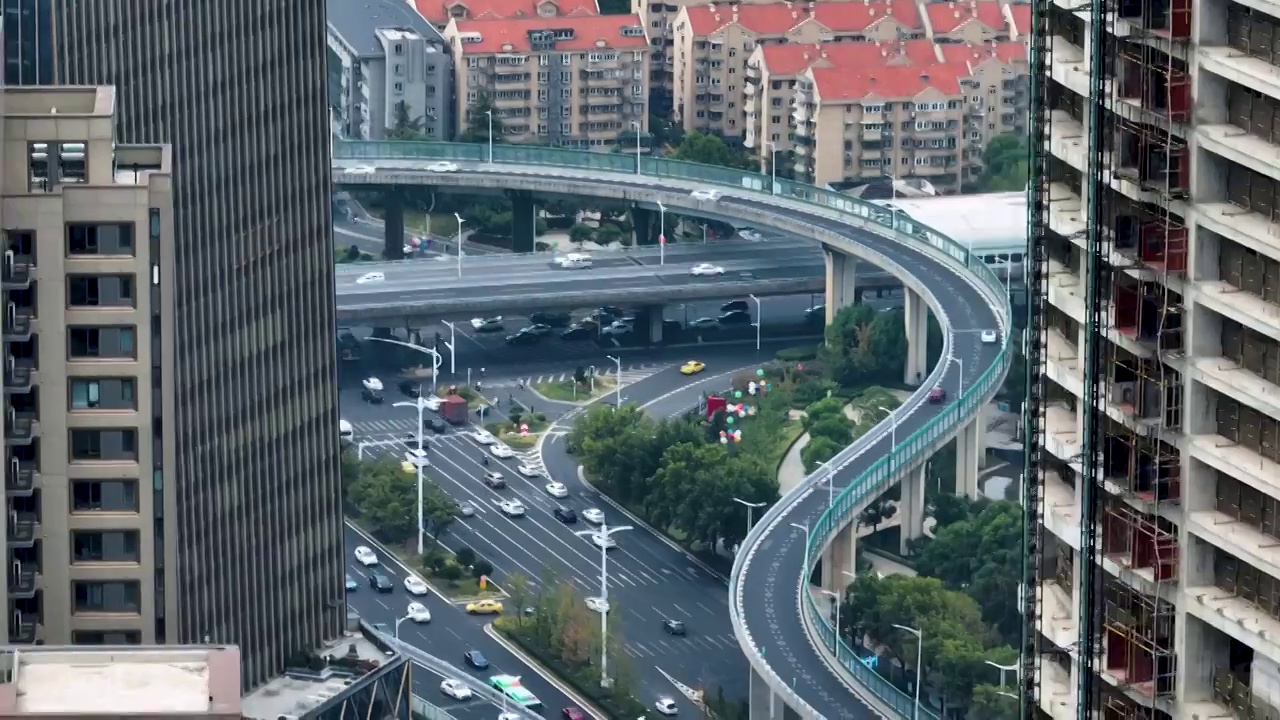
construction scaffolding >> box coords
[1102,572,1177,696]
[1214,667,1280,720]
[1102,424,1181,503]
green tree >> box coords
[386,100,425,140]
[569,223,595,246]
[976,134,1029,192]
[800,435,842,472]
[969,684,1020,720]
[421,483,460,540]
[597,223,625,246]
[459,93,498,143]
[673,131,754,169]
[819,303,908,386]
[347,461,417,543]
[802,397,846,430]
[856,498,897,531]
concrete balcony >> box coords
[1199,45,1280,105]
[1040,580,1078,650]
[6,461,34,497]
[1196,201,1280,266]
[1038,658,1077,720]
[1188,433,1280,519]
[1188,509,1280,584]
[1049,0,1090,12]
[1185,583,1280,667]
[1043,403,1081,466]
[1045,328,1084,398]
[1048,182,1086,241]
[1050,39,1096,100]
[1194,284,1280,343]
[1046,259,1086,323]
[6,514,35,548]
[1049,111,1088,175]
[1043,468,1081,549]
[1191,356,1280,422]
[1198,124,1280,183]
[744,82,756,96]
[7,568,35,599]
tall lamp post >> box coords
[454,214,465,278]
[394,613,412,640]
[440,320,458,375]
[630,120,642,173]
[877,404,898,453]
[574,523,633,688]
[765,141,780,195]
[606,355,623,408]
[893,623,924,720]
[789,521,810,551]
[748,294,761,351]
[985,660,1018,689]
[819,589,842,654]
[486,110,494,164]
[732,497,767,539]
[951,354,965,396]
[656,201,666,266]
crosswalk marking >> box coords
[479,362,663,390]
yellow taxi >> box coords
[465,599,504,615]
[680,360,706,375]
[400,461,416,476]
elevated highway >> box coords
[331,141,1013,719]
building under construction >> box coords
[1024,0,1280,714]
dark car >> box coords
[423,417,448,434]
[564,439,577,454]
[560,325,592,341]
[927,387,947,404]
[345,574,359,592]
[368,573,394,593]
[562,708,588,720]
[506,331,540,346]
[361,387,384,404]
[553,507,578,524]
[464,650,489,669]
[520,323,553,336]
[721,299,749,313]
[530,312,572,327]
[663,618,687,636]
[483,471,507,489]
[663,319,683,335]
[719,310,752,325]
[804,303,826,322]
[599,305,624,317]
[398,380,421,398]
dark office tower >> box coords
[53,1,344,689]
[2,0,56,84]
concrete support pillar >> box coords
[824,248,858,325]
[899,465,927,555]
[748,666,786,720]
[955,418,982,499]
[820,523,857,593]
[647,305,665,344]
[631,205,658,245]
[508,191,537,253]
[903,288,928,386]
[382,191,406,260]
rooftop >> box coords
[685,0,922,35]
[450,14,648,53]
[810,61,969,100]
[327,0,445,56]
[758,38,1024,78]
[241,631,393,720]
[0,646,240,716]
[924,0,1008,33]
[416,0,598,24]
[876,191,1027,253]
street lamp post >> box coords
[394,396,431,555]
[951,354,965,396]
[454,214,465,278]
[732,497,767,539]
[748,294,761,351]
[789,521,810,551]
[985,660,1018,689]
[877,404,897,453]
[893,623,924,720]
[765,141,780,195]
[606,355,623,408]
[440,321,457,375]
[574,523,633,688]
[630,120,642,173]
[819,589,842,654]
[486,110,494,164]
[657,201,666,266]
[394,614,412,640]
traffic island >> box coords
[531,375,616,404]
[383,537,506,602]
[485,412,550,450]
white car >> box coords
[980,329,999,344]
[545,482,569,499]
[517,463,540,478]
[655,697,679,716]
[585,596,610,613]
[354,546,379,566]
[422,395,442,412]
[582,507,605,525]
[356,271,385,284]
[426,161,459,173]
[471,429,497,445]
[690,263,725,276]
[499,714,522,720]
[362,377,384,392]
[407,601,432,623]
[471,316,503,330]
[404,576,429,596]
[489,444,515,459]
[405,448,429,469]
[499,500,526,518]
[441,679,473,701]
[738,228,763,241]
[344,165,376,175]
[690,188,723,201]
[687,317,718,330]
[590,532,617,550]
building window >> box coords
[71,480,139,513]
[73,580,141,614]
[67,223,135,256]
[68,275,136,308]
[68,326,137,359]
[70,378,137,411]
[70,429,139,461]
[72,530,141,563]
[73,630,141,645]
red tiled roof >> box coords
[758,41,904,75]
[416,0,598,24]
[452,14,649,53]
[926,0,1007,33]
[687,0,922,36]
[810,60,967,101]
[1007,4,1031,35]
[937,40,1027,64]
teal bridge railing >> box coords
[333,140,1013,719]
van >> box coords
[558,253,592,269]
[339,419,354,440]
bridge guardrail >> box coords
[334,140,1013,718]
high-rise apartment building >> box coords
[1028,0,1280,715]
[7,1,346,690]
[0,84,175,648]
[327,0,454,141]
[444,14,651,148]
[1,0,55,85]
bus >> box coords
[489,674,543,712]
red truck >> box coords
[441,395,469,425]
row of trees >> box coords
[799,387,901,472]
[340,444,459,547]
[819,302,911,388]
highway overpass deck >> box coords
[331,142,1012,720]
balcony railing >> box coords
[8,568,35,597]
[4,414,35,443]
[10,617,36,643]
[5,463,33,496]
[7,513,36,546]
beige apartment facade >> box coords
[445,15,651,148]
[1,86,176,647]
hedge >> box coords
[775,345,819,362]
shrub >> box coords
[534,412,547,422]
[472,558,495,579]
[455,547,477,568]
[776,345,819,362]
[508,409,522,425]
[534,240,552,252]
[436,562,464,582]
